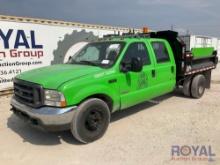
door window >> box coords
[122,42,151,65]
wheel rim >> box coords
[85,110,103,131]
[198,85,204,95]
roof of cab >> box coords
[98,36,165,43]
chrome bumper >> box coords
[10,97,77,131]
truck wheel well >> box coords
[181,70,211,88]
[81,94,113,112]
[189,71,211,89]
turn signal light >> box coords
[60,101,67,107]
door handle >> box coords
[108,79,117,84]
[171,66,174,73]
[152,69,156,78]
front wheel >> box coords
[71,98,110,143]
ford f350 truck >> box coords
[11,31,218,143]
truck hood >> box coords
[16,64,103,89]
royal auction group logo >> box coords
[0,29,44,59]
[171,145,216,162]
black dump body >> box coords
[150,31,218,82]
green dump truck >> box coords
[10,31,218,143]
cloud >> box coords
[137,0,212,9]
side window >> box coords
[122,42,150,65]
[152,42,170,63]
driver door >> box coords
[118,42,155,109]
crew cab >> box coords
[11,31,218,143]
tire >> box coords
[191,74,206,99]
[71,98,110,143]
[183,76,192,97]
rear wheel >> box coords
[183,76,192,97]
[71,98,110,143]
[191,74,206,99]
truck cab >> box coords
[10,31,218,143]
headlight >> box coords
[44,90,66,107]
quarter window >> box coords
[152,42,170,63]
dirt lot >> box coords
[0,66,220,165]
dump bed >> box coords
[150,31,218,79]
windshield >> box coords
[68,42,124,67]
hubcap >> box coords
[198,86,204,95]
[85,110,102,131]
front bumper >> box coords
[10,96,77,131]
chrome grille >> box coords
[14,79,43,108]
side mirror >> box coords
[131,57,143,72]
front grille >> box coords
[14,79,44,108]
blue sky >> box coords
[0,0,219,37]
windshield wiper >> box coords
[78,60,99,66]
[68,60,102,67]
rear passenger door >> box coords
[150,40,176,96]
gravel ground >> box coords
[0,66,220,165]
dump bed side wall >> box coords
[191,47,214,59]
